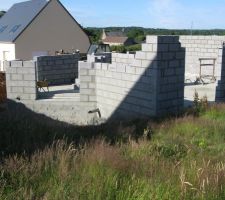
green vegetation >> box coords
[85,28,102,44]
[0,101,225,199]
[0,11,6,18]
[110,44,142,53]
[85,27,225,44]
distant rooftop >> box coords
[0,0,48,42]
[102,36,129,44]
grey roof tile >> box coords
[0,0,48,42]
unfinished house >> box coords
[0,0,90,71]
[4,35,225,125]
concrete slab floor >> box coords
[38,84,80,99]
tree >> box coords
[0,11,6,18]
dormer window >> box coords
[9,24,21,34]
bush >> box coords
[110,44,141,53]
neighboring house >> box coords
[0,0,90,71]
[101,29,134,46]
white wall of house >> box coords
[103,42,124,46]
[0,43,15,71]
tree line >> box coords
[85,27,225,44]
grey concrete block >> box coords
[146,36,158,44]
[89,96,97,102]
[11,87,23,93]
[80,95,89,101]
[23,61,36,68]
[132,59,142,67]
[135,52,146,60]
[126,66,136,74]
[24,87,36,94]
[81,88,95,95]
[24,74,36,81]
[142,44,153,52]
[80,76,92,82]
[11,61,23,67]
[11,74,23,81]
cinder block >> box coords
[88,69,96,76]
[11,61,23,67]
[24,74,36,81]
[80,95,89,101]
[146,52,158,60]
[88,83,96,89]
[158,44,168,52]
[89,96,97,102]
[81,88,95,95]
[126,66,136,74]
[7,80,24,87]
[108,64,117,71]
[132,59,142,67]
[11,74,23,81]
[23,81,36,87]
[169,60,179,67]
[3,61,11,68]
[161,36,176,44]
[23,87,36,94]
[142,60,157,68]
[6,74,11,82]
[162,52,175,60]
[102,64,108,70]
[105,71,113,78]
[146,36,158,44]
[135,67,146,75]
[116,63,126,72]
[80,83,88,89]
[135,52,146,59]
[17,68,35,75]
[169,44,181,51]
[23,61,36,68]
[80,76,92,82]
[95,63,102,70]
[96,70,105,76]
[142,44,153,52]
[11,87,23,93]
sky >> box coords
[1,0,225,29]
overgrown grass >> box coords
[0,102,225,199]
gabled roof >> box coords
[0,0,48,42]
[102,36,129,44]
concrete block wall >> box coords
[79,62,97,103]
[5,60,37,101]
[87,53,112,63]
[216,44,225,101]
[179,36,225,80]
[83,35,185,120]
[37,54,79,85]
[153,36,185,115]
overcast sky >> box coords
[1,0,225,29]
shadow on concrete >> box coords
[105,36,185,122]
[0,100,152,157]
[1,37,186,157]
[37,84,79,99]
